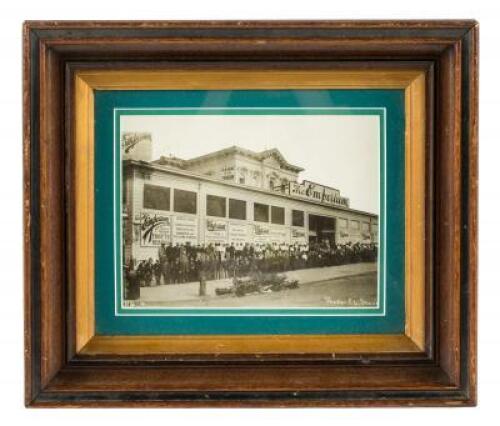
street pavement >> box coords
[137,262,377,305]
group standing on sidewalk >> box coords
[124,241,378,296]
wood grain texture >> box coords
[435,42,463,387]
[23,20,478,407]
[80,334,422,356]
[404,72,427,350]
[75,69,424,89]
[74,76,95,352]
[46,364,453,393]
[38,37,65,389]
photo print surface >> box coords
[121,111,381,311]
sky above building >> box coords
[121,114,380,215]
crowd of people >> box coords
[124,240,378,292]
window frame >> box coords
[228,198,247,220]
[271,206,285,225]
[206,194,227,218]
[291,209,305,227]
[143,183,171,211]
[254,202,270,223]
[173,188,197,214]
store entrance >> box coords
[308,214,336,246]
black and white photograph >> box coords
[121,113,381,309]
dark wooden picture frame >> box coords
[23,20,478,407]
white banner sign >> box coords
[228,223,251,245]
[269,226,290,245]
[172,215,198,244]
[205,219,227,244]
[253,223,270,245]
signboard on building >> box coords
[205,219,227,244]
[284,180,349,208]
[269,226,290,245]
[252,224,291,246]
[137,211,171,247]
[253,224,270,245]
[291,228,307,245]
[229,222,251,245]
[172,215,198,244]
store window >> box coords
[229,199,246,220]
[143,184,170,211]
[362,222,370,231]
[173,188,197,214]
[271,206,285,225]
[338,218,348,228]
[350,220,360,230]
[291,209,305,227]
[254,202,269,222]
[206,194,226,217]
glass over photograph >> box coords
[119,107,382,312]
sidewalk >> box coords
[139,262,377,303]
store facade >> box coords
[122,147,378,264]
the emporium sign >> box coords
[284,180,349,208]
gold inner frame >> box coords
[74,69,426,355]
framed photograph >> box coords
[23,20,478,407]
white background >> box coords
[1,0,498,423]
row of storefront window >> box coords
[141,183,376,232]
[142,183,305,226]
